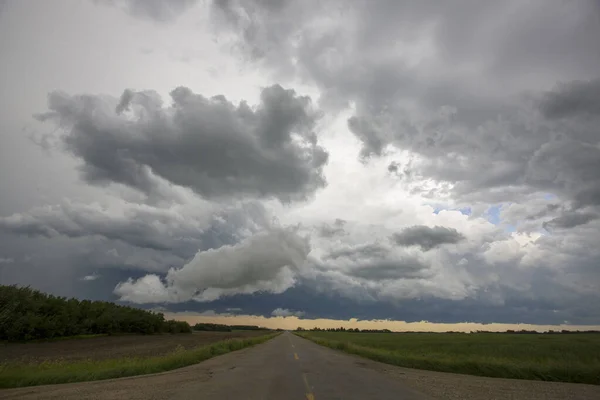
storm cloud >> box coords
[0,200,271,259]
[212,0,600,208]
[36,84,328,202]
[543,212,599,231]
[1,0,599,326]
[114,227,311,303]
[392,226,465,251]
[94,0,198,22]
[540,79,600,120]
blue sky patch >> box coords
[485,205,502,225]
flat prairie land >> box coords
[0,331,277,388]
[298,331,600,385]
[0,331,269,364]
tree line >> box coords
[296,327,600,334]
[192,322,268,332]
[296,327,392,333]
[0,285,191,341]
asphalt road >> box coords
[0,332,430,400]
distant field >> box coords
[0,331,270,364]
[0,331,277,388]
[298,331,600,385]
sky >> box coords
[1,0,600,328]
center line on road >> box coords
[294,352,299,360]
[302,373,315,400]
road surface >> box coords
[0,332,429,400]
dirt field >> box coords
[0,331,269,363]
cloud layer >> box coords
[0,0,599,325]
[213,0,600,210]
[36,85,328,202]
[94,0,198,22]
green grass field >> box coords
[0,332,279,388]
[297,331,600,385]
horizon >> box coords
[167,313,600,334]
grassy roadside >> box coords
[296,332,600,385]
[0,332,279,388]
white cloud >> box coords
[115,274,174,303]
[81,274,100,281]
[114,227,310,303]
[272,308,305,318]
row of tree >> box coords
[192,322,268,332]
[0,285,191,341]
[193,323,233,332]
[297,327,600,334]
[478,329,600,334]
[297,327,391,333]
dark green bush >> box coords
[0,285,191,341]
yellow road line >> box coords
[303,373,315,400]
[302,373,310,389]
[290,335,313,398]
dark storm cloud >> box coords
[315,240,432,283]
[212,0,600,207]
[317,219,346,238]
[94,0,198,22]
[35,85,328,202]
[213,0,600,90]
[527,80,600,210]
[526,204,561,221]
[172,282,600,325]
[0,201,268,259]
[0,205,171,252]
[526,139,600,208]
[346,258,430,281]
[325,243,389,260]
[392,226,465,251]
[540,79,600,119]
[543,212,599,230]
[574,187,600,209]
[0,229,178,302]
